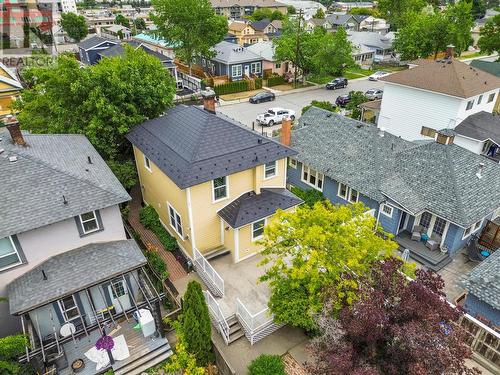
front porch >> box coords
[396,231,452,271]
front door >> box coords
[244,65,250,77]
[398,211,408,233]
[108,279,131,314]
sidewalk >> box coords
[128,185,188,282]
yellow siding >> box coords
[133,146,193,256]
[223,221,236,262]
[255,158,287,193]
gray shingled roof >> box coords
[98,42,175,68]
[211,41,263,64]
[218,188,303,228]
[461,250,500,310]
[126,105,296,189]
[7,240,146,314]
[293,107,500,227]
[455,111,500,145]
[0,130,130,239]
[78,35,116,50]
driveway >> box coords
[216,78,385,133]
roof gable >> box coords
[455,111,500,144]
[78,35,117,51]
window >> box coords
[349,188,359,203]
[432,216,447,236]
[275,63,281,69]
[252,219,265,241]
[79,211,100,234]
[338,183,348,199]
[168,204,183,237]
[288,157,297,169]
[301,164,323,191]
[477,95,483,105]
[58,296,80,322]
[466,100,474,110]
[419,212,432,229]
[381,204,393,218]
[231,64,242,77]
[264,161,277,178]
[251,62,261,74]
[110,278,127,299]
[0,236,22,271]
[213,176,228,201]
[144,155,151,172]
[488,93,496,103]
[462,219,483,239]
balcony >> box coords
[396,231,452,271]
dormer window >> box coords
[213,176,228,202]
[76,210,102,236]
[0,236,23,271]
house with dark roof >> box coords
[0,118,172,373]
[77,35,119,65]
[461,249,500,327]
[325,13,364,31]
[287,107,500,270]
[378,55,500,141]
[469,59,500,113]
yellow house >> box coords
[0,62,22,118]
[228,22,262,46]
[126,92,302,264]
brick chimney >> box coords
[280,117,292,146]
[445,45,455,60]
[3,115,26,147]
[435,128,455,145]
[201,88,216,114]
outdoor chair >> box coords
[411,225,423,241]
[425,235,442,251]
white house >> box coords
[378,58,500,141]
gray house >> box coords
[0,119,171,374]
[202,41,263,80]
[77,35,119,65]
[287,108,500,270]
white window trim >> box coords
[251,62,261,74]
[487,92,495,103]
[167,202,183,238]
[348,188,359,203]
[380,203,393,218]
[477,95,483,105]
[231,64,242,78]
[0,236,22,271]
[301,164,324,191]
[337,183,348,200]
[144,155,152,172]
[466,99,474,111]
[462,219,483,240]
[79,211,100,234]
[58,296,80,323]
[288,157,297,169]
[251,218,266,242]
[212,176,229,203]
[263,161,278,180]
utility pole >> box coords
[294,9,304,88]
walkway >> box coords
[128,185,188,282]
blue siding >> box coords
[378,207,402,235]
[444,213,492,255]
[464,294,500,326]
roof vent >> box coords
[258,138,262,144]
[9,155,17,162]
[62,195,68,205]
[378,127,385,137]
[42,270,47,281]
[87,156,92,164]
[0,148,4,154]
[476,163,485,179]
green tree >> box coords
[259,201,398,331]
[251,8,273,21]
[134,17,147,31]
[152,0,227,74]
[377,0,426,29]
[301,100,339,115]
[314,27,354,75]
[106,160,138,190]
[0,334,30,374]
[445,0,474,55]
[60,12,88,42]
[287,5,296,14]
[290,186,325,207]
[478,14,500,58]
[181,281,213,367]
[313,8,325,19]
[271,10,285,21]
[248,354,286,375]
[349,7,380,16]
[470,0,486,19]
[346,91,368,120]
[115,14,130,28]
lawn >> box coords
[220,89,265,101]
[308,67,374,84]
[458,51,489,60]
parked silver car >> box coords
[365,88,384,100]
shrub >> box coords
[107,159,138,190]
[291,186,325,207]
[301,100,339,115]
[254,77,263,89]
[213,80,249,95]
[139,206,177,251]
[145,243,169,281]
[267,76,286,87]
[0,334,33,374]
[248,354,285,375]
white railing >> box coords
[194,247,224,296]
[236,298,277,345]
[203,290,230,343]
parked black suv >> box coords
[326,77,348,90]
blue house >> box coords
[201,41,263,80]
[461,249,500,327]
[287,107,500,270]
[77,36,118,65]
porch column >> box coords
[426,215,437,236]
[440,221,451,248]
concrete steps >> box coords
[226,315,245,345]
[204,246,231,261]
[113,340,172,375]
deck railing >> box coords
[194,247,224,296]
[203,290,230,344]
[236,298,278,345]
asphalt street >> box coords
[216,77,385,133]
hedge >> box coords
[255,77,263,89]
[267,76,286,87]
[139,205,177,251]
[214,80,249,95]
[248,354,286,375]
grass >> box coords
[458,51,489,60]
[220,89,264,101]
[308,67,375,84]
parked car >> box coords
[256,107,296,126]
[326,77,348,90]
[249,91,275,104]
[335,94,351,107]
[365,88,384,100]
[368,71,390,81]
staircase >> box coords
[204,246,231,261]
[193,248,224,297]
[113,340,172,375]
[225,315,245,344]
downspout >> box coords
[375,201,384,231]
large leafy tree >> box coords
[445,0,474,55]
[181,281,213,367]
[115,14,130,28]
[314,27,354,75]
[60,12,88,42]
[259,201,398,331]
[377,0,426,29]
[0,334,31,374]
[307,258,480,375]
[151,0,227,73]
[478,14,500,58]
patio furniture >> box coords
[425,235,441,251]
[421,233,429,242]
[60,322,76,338]
[411,225,423,241]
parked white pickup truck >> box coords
[256,107,296,126]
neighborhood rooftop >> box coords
[293,107,500,227]
[212,41,263,64]
[0,128,130,239]
[98,41,175,67]
[218,188,303,228]
[209,0,284,7]
[7,240,146,315]
[455,111,500,145]
[78,35,113,50]
[126,105,296,189]
[380,58,500,98]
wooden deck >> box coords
[396,231,452,271]
[58,318,170,375]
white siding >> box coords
[454,135,484,154]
